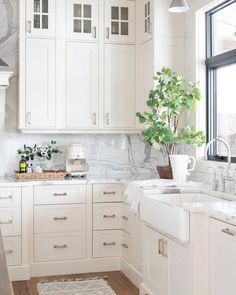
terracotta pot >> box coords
[156,165,173,179]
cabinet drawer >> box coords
[93,184,124,202]
[34,185,86,205]
[34,232,86,262]
[0,208,21,236]
[93,230,121,258]
[34,204,86,234]
[0,187,21,207]
[3,237,21,266]
[93,203,122,230]
[210,218,236,234]
[122,203,131,234]
[121,230,131,263]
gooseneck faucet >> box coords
[204,137,231,177]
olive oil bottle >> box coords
[19,156,27,173]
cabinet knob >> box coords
[122,216,129,221]
[27,21,32,34]
[121,243,128,249]
[26,112,31,125]
[92,113,97,125]
[105,113,110,126]
[92,26,97,39]
[106,27,110,39]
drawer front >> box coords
[93,184,124,203]
[93,230,121,258]
[34,204,86,234]
[0,187,21,207]
[0,208,21,236]
[34,185,86,205]
[3,237,21,266]
[122,203,131,234]
[93,203,122,230]
[121,230,131,262]
[34,232,86,262]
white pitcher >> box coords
[169,154,196,183]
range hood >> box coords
[0,59,13,131]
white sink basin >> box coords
[140,193,225,243]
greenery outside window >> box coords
[206,0,236,162]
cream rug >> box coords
[37,278,117,295]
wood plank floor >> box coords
[12,271,139,295]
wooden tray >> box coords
[16,171,67,180]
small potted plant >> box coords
[136,67,205,179]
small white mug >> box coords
[169,154,196,183]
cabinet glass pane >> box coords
[121,7,128,20]
[74,4,82,17]
[111,7,119,20]
[145,19,147,33]
[148,1,150,15]
[121,22,128,35]
[74,19,82,32]
[111,21,119,34]
[83,20,91,33]
[42,15,48,29]
[145,3,147,17]
[84,5,91,18]
[42,0,48,13]
[34,14,40,28]
[34,0,41,13]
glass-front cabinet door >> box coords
[143,0,153,42]
[105,0,135,43]
[26,0,55,36]
[66,0,98,40]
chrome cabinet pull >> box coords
[53,192,67,196]
[92,113,97,125]
[92,26,97,38]
[103,214,116,218]
[54,216,67,221]
[5,250,13,254]
[158,238,163,255]
[27,21,32,33]
[121,243,128,249]
[103,242,116,246]
[54,244,67,249]
[0,195,12,200]
[106,27,109,39]
[103,191,115,195]
[26,112,31,125]
[0,220,13,225]
[222,228,236,236]
[122,216,128,221]
[163,240,168,258]
[105,113,110,125]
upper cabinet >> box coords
[143,0,153,42]
[26,0,56,36]
[66,0,98,41]
[104,0,135,43]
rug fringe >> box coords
[39,275,108,284]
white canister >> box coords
[169,154,196,182]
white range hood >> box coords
[0,69,13,131]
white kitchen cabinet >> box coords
[66,42,99,128]
[104,0,135,43]
[130,213,143,273]
[210,218,236,295]
[136,0,153,44]
[104,44,136,129]
[26,0,56,36]
[25,38,56,128]
[66,0,98,41]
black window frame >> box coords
[206,0,236,162]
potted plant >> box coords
[136,67,206,179]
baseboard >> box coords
[120,258,143,288]
[139,283,154,295]
[9,265,30,281]
[30,257,121,277]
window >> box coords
[206,0,236,161]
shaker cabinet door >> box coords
[66,0,99,41]
[25,38,56,128]
[66,42,99,128]
[104,44,136,129]
[26,0,56,36]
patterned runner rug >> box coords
[37,278,117,295]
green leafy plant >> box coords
[136,67,206,165]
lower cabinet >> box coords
[210,218,236,295]
[3,237,21,266]
[143,224,191,295]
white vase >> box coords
[169,154,196,183]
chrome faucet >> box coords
[204,137,231,178]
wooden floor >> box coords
[12,271,139,295]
